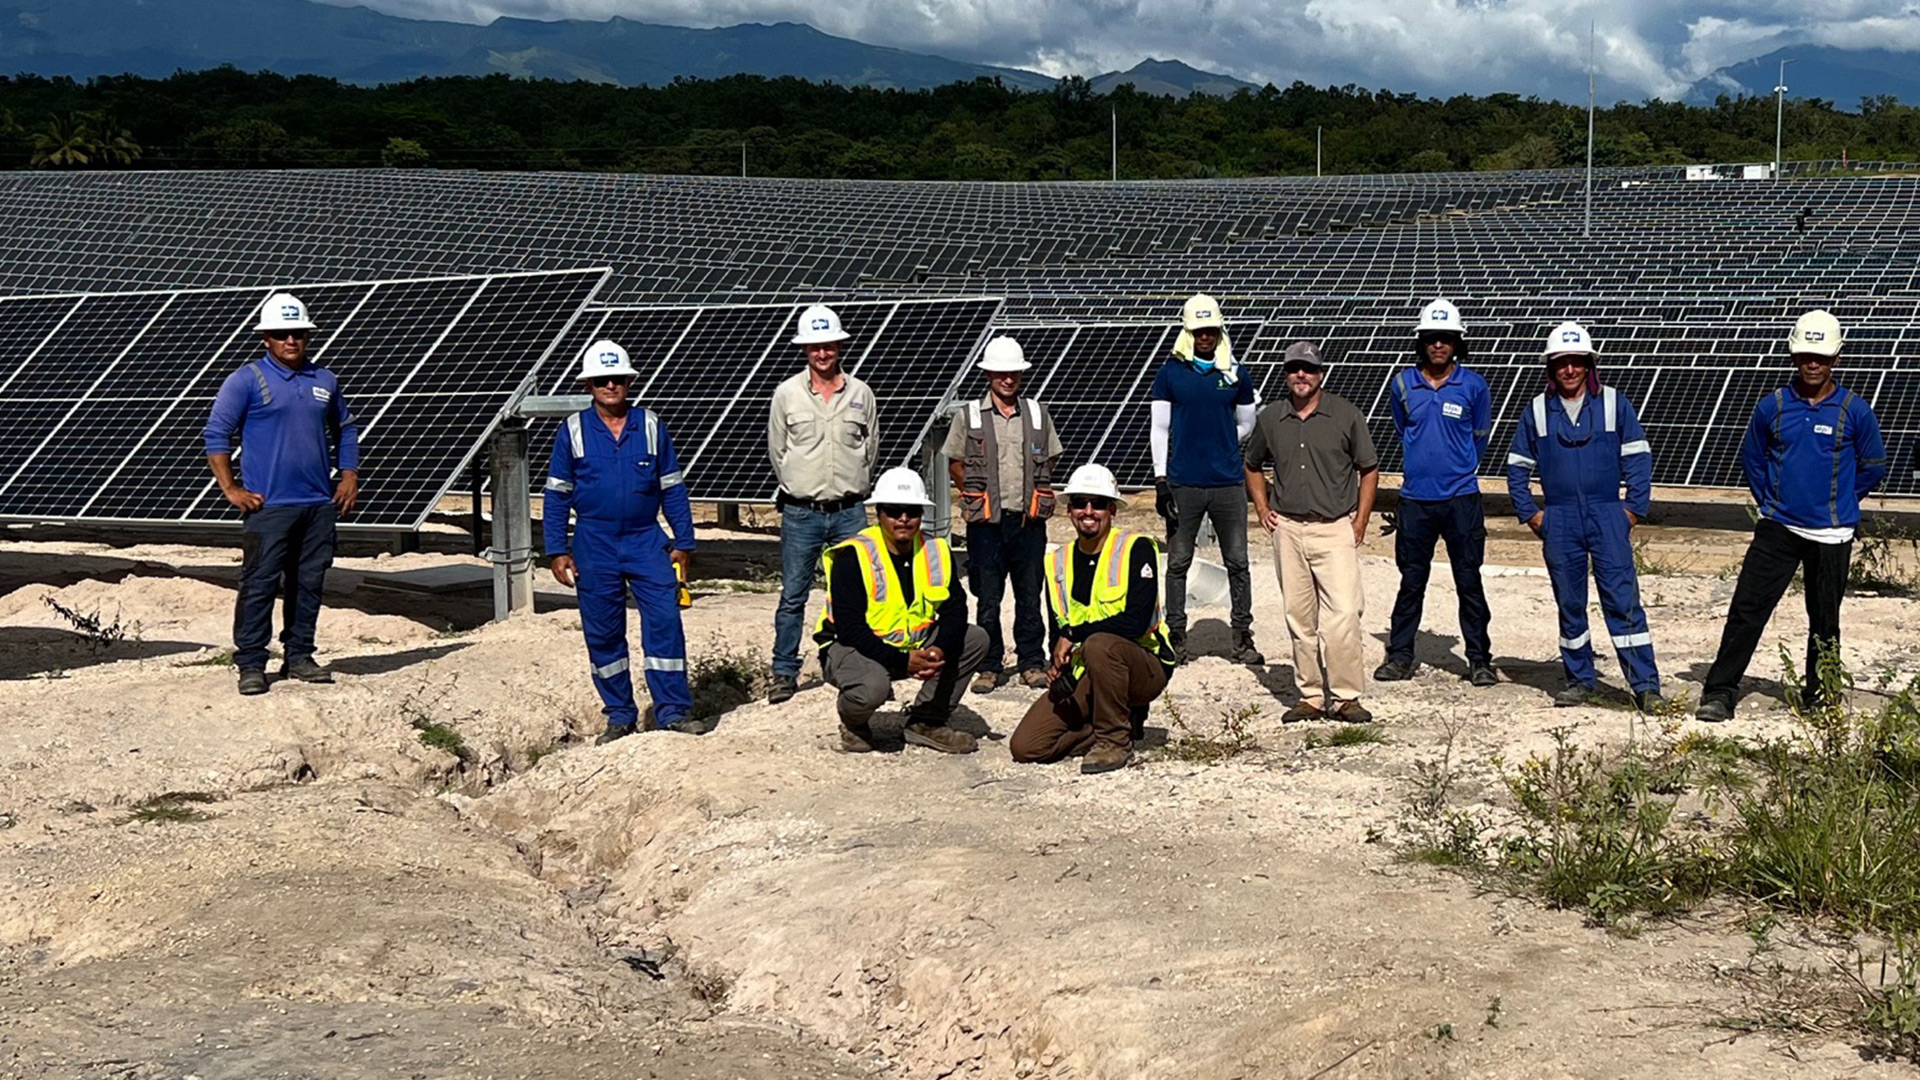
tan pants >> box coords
[1272,515,1365,708]
[1008,633,1168,762]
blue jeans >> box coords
[967,515,1050,674]
[232,503,337,672]
[772,502,868,678]
[1386,494,1492,665]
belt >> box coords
[779,491,863,514]
[1279,510,1346,524]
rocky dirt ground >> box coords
[2,497,1917,1080]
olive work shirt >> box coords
[1243,391,1378,520]
[940,395,1064,518]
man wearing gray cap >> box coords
[1244,343,1379,723]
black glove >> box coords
[1155,478,1176,528]
[1379,511,1398,537]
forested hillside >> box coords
[3,67,1918,178]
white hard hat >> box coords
[1415,298,1465,335]
[977,336,1030,372]
[257,292,317,332]
[792,304,852,346]
[1788,310,1843,357]
[575,339,640,381]
[1060,463,1126,508]
[865,466,934,507]
[1542,321,1598,359]
[1181,294,1227,332]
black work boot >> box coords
[237,669,268,696]
[1372,658,1418,682]
[1230,631,1264,666]
[282,656,333,683]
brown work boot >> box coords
[1080,743,1131,774]
[838,721,876,754]
[902,721,977,754]
[970,670,1003,695]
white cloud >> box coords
[308,0,1920,100]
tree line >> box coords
[1,67,1917,178]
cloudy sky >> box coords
[312,0,1920,100]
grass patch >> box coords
[1632,534,1701,577]
[128,790,221,824]
[1401,646,1920,1055]
[688,635,769,722]
[400,674,475,762]
[1849,517,1920,597]
[1305,725,1389,750]
[1151,699,1260,764]
[177,650,235,668]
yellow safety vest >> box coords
[1045,528,1173,676]
[814,526,953,651]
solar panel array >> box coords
[0,163,1913,508]
[0,269,606,530]
[527,298,1001,501]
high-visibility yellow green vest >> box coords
[1045,527,1173,676]
[814,525,953,651]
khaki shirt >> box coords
[768,370,879,500]
[942,395,1063,515]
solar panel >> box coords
[0,269,607,529]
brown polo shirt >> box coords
[1244,391,1377,519]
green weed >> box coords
[1153,699,1260,764]
[178,650,235,667]
[1305,725,1389,750]
[42,595,138,653]
[128,790,220,824]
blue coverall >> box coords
[543,408,695,729]
[1506,386,1659,693]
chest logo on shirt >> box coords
[311,386,331,403]
[849,401,866,411]
[1441,401,1464,419]
[1814,424,1834,436]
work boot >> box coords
[667,715,718,735]
[595,724,637,746]
[1230,631,1265,666]
[1468,663,1499,688]
[767,674,797,704]
[1694,696,1734,723]
[1372,658,1418,682]
[1281,701,1323,724]
[1168,630,1189,664]
[1129,704,1149,742]
[970,670,1004,695]
[1080,743,1131,774]
[1634,691,1668,715]
[1019,669,1051,690]
[237,668,268,696]
[838,720,876,754]
[902,721,977,755]
[1329,700,1374,724]
[1552,683,1596,708]
[282,656,333,684]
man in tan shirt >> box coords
[766,304,880,703]
[942,336,1063,693]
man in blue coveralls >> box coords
[1695,310,1889,722]
[543,340,701,743]
[204,291,359,696]
[1506,322,1665,712]
[1375,298,1498,687]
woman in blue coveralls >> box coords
[1506,322,1666,713]
[543,340,702,743]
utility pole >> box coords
[1316,126,1322,177]
[1585,21,1595,239]
[1111,108,1117,182]
[741,142,747,178]
[1774,58,1795,181]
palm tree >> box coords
[30,112,94,168]
[85,112,143,166]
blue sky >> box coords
[310,0,1920,100]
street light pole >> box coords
[1774,57,1794,181]
[1585,21,1595,240]
[1316,126,1322,177]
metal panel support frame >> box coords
[486,393,590,621]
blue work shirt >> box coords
[1741,381,1888,531]
[1389,363,1491,500]
[1149,358,1255,488]
[203,356,358,508]
[543,407,696,556]
[1505,387,1653,522]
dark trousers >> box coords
[1165,483,1254,635]
[1386,493,1492,665]
[967,515,1049,674]
[1703,518,1852,703]
[233,503,337,672]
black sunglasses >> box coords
[263,329,308,341]
[876,503,924,519]
[588,375,632,387]
[1067,496,1113,511]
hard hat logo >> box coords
[1804,330,1826,341]
[1561,329,1582,342]
[281,305,301,319]
[1430,310,1449,322]
[810,318,831,331]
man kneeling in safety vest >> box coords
[1009,464,1177,775]
[815,467,991,754]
